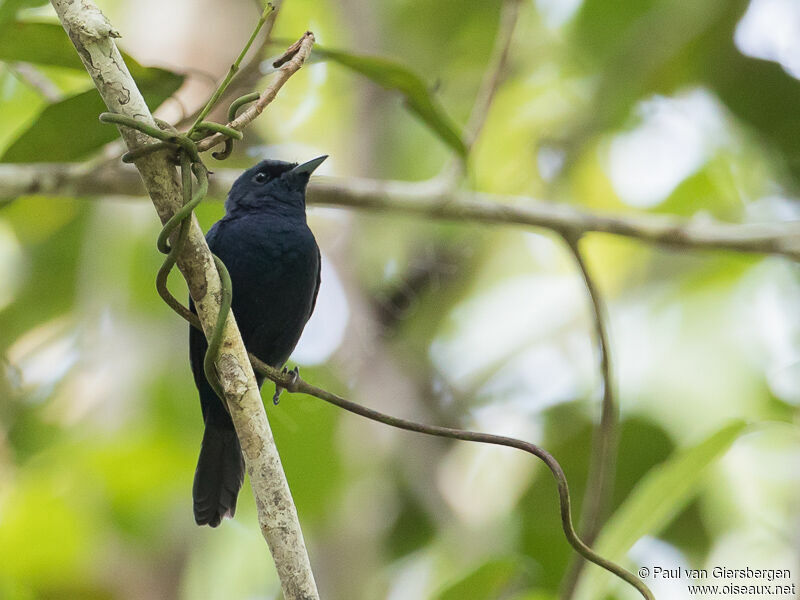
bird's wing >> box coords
[205,221,220,251]
[309,246,322,318]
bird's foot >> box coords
[285,365,300,387]
[272,366,300,405]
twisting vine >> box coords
[98,4,271,403]
[95,7,653,600]
[98,106,245,401]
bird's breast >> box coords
[207,215,320,364]
[211,216,315,279]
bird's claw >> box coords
[272,366,300,405]
[286,366,300,386]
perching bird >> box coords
[189,156,326,527]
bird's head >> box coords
[224,156,327,215]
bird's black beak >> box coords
[291,155,328,177]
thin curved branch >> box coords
[560,233,619,600]
[440,0,520,184]
[174,306,644,596]
[195,31,315,153]
[566,233,617,541]
[244,354,653,600]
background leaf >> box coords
[1,57,183,162]
[313,46,467,157]
[434,557,536,600]
[565,0,800,185]
[0,21,84,69]
[0,0,48,25]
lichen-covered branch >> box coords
[47,1,319,598]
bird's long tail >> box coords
[193,421,245,527]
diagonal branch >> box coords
[170,0,284,130]
[463,0,521,150]
[7,62,62,102]
[440,0,520,183]
[309,177,800,260]
[47,1,319,598]
[195,32,315,153]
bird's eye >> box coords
[253,172,269,184]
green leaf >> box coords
[0,0,48,25]
[696,3,800,184]
[434,557,536,600]
[0,21,85,69]
[0,20,184,162]
[313,46,467,157]
[573,420,748,600]
[571,0,659,63]
[1,59,183,162]
[385,485,435,559]
[1,91,110,161]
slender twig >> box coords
[188,2,275,133]
[463,0,521,150]
[195,32,315,153]
[2,164,798,260]
[169,0,283,131]
[440,0,520,184]
[567,233,617,540]
[559,233,619,600]
[48,2,319,598]
[7,63,62,102]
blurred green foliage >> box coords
[0,0,797,599]
[0,21,183,162]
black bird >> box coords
[189,156,326,527]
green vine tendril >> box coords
[99,88,259,401]
[98,2,271,400]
